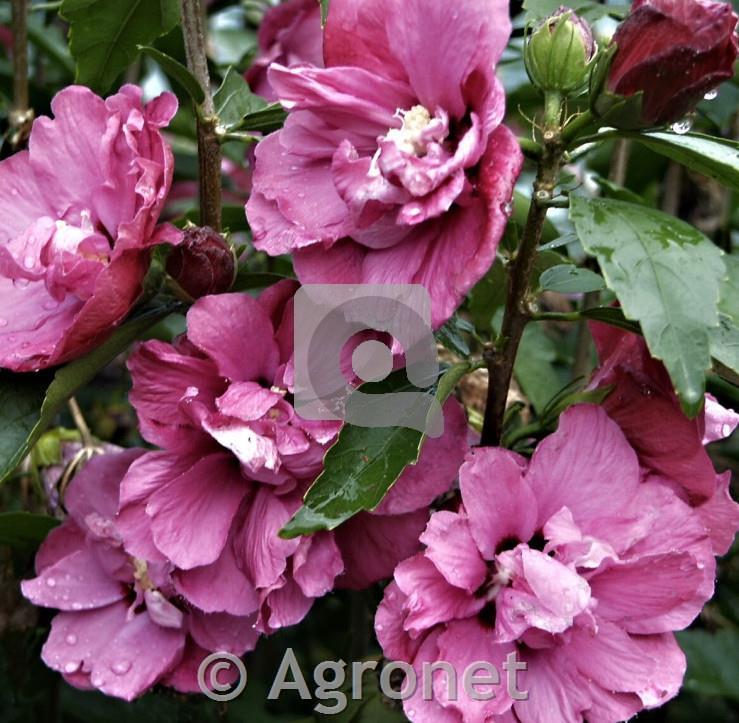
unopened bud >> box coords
[525,8,596,95]
[166,226,236,299]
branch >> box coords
[180,0,222,231]
[480,106,565,446]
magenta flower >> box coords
[376,405,723,722]
[246,0,523,328]
[589,323,739,555]
[245,0,324,101]
[118,282,468,632]
[21,451,258,701]
[0,85,180,371]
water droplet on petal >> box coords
[704,88,719,101]
[46,577,57,588]
[376,623,384,632]
[72,602,82,610]
[721,423,732,438]
[65,634,77,645]
[0,318,7,328]
[64,661,81,674]
[111,660,132,675]
[23,255,35,270]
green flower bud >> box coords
[524,7,597,96]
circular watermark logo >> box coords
[197,651,248,702]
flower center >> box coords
[385,105,434,156]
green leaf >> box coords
[514,324,569,414]
[214,66,267,130]
[677,630,739,701]
[234,102,288,134]
[468,260,507,333]
[0,512,59,550]
[631,131,739,193]
[719,254,739,324]
[280,363,473,538]
[570,196,725,417]
[435,316,473,358]
[320,0,330,26]
[710,314,739,385]
[0,305,177,484]
[539,264,605,294]
[580,306,642,335]
[60,0,180,93]
[232,270,295,291]
[138,45,204,105]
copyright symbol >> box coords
[197,651,247,701]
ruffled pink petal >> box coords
[292,532,344,597]
[376,398,469,515]
[236,487,301,588]
[173,536,259,616]
[395,554,484,634]
[420,511,487,593]
[459,448,536,560]
[527,405,641,531]
[334,509,428,589]
[186,293,280,382]
[146,453,248,569]
[696,471,739,555]
[188,610,259,655]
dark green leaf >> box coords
[677,630,739,701]
[232,270,295,291]
[138,45,204,105]
[234,102,288,134]
[514,324,569,413]
[280,363,473,537]
[435,316,472,358]
[468,260,507,333]
[631,132,739,192]
[60,0,180,93]
[570,196,725,416]
[0,512,59,550]
[539,264,605,294]
[580,306,642,335]
[214,66,267,130]
[0,305,177,484]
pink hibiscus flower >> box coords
[21,451,258,701]
[118,281,469,632]
[246,0,324,101]
[376,405,724,722]
[246,0,523,328]
[589,323,739,555]
[0,85,180,371]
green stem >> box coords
[180,0,222,231]
[561,109,601,147]
[10,0,33,147]
[518,136,543,160]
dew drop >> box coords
[72,602,83,610]
[671,117,693,135]
[23,255,35,270]
[721,423,732,438]
[704,88,719,101]
[64,661,81,674]
[65,634,78,645]
[46,577,57,588]
[500,201,514,216]
[376,623,384,632]
[0,318,7,328]
[111,660,132,675]
[91,672,105,687]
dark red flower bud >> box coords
[166,226,236,299]
[594,0,738,128]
